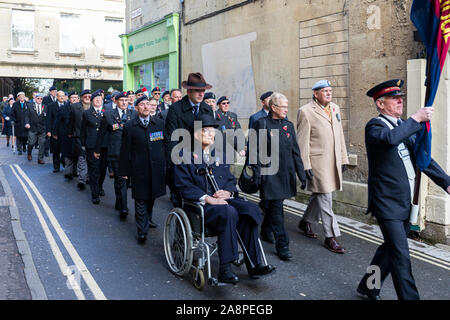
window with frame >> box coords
[11,10,34,50]
[104,18,124,56]
[60,13,82,54]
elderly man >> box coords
[174,113,275,283]
[151,86,161,102]
[127,90,136,110]
[119,95,166,243]
[165,72,215,207]
[69,89,90,190]
[157,90,171,113]
[11,92,30,155]
[24,93,46,163]
[47,90,67,172]
[95,92,135,220]
[249,91,273,130]
[296,80,349,253]
[357,79,450,300]
[43,86,57,106]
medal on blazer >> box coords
[112,123,120,130]
[149,131,164,142]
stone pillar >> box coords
[407,58,450,244]
[83,79,91,90]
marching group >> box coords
[2,72,450,300]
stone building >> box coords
[122,0,450,244]
[0,0,125,95]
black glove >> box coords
[300,180,307,190]
[305,169,314,181]
[342,164,348,172]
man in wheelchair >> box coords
[174,113,275,284]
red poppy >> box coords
[283,125,288,131]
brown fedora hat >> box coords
[181,72,212,90]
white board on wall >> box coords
[201,32,257,119]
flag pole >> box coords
[412,57,432,208]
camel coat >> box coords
[296,100,349,193]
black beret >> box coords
[127,90,135,95]
[135,95,149,106]
[196,113,219,128]
[135,88,142,94]
[162,90,170,98]
[80,89,91,97]
[152,87,161,93]
[49,86,57,91]
[68,92,78,98]
[203,92,216,100]
[217,96,229,105]
[116,92,128,99]
[91,91,103,101]
[367,79,405,101]
[260,91,273,101]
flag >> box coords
[410,0,450,170]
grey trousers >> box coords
[302,192,341,238]
[27,131,46,160]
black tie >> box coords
[193,105,199,117]
[121,111,127,122]
[143,119,148,127]
[397,119,402,126]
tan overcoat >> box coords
[296,100,349,193]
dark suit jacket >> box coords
[80,106,104,149]
[249,109,268,129]
[366,115,450,220]
[25,102,47,134]
[118,116,166,200]
[10,101,30,137]
[165,95,214,162]
[43,95,56,107]
[46,101,65,135]
[95,108,134,158]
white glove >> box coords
[5,117,9,121]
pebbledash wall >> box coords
[180,0,450,244]
[0,0,125,92]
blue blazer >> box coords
[248,109,268,129]
[366,115,450,220]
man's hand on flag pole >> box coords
[447,186,450,195]
[411,107,434,123]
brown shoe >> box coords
[324,237,345,254]
[27,154,32,161]
[297,219,317,238]
[38,159,45,164]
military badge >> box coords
[149,131,164,142]
[336,113,341,122]
[112,123,120,130]
[286,133,290,138]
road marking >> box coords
[12,164,107,300]
[243,193,450,271]
[10,165,86,300]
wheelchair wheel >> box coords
[164,208,193,276]
[192,267,205,290]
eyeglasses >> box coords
[153,92,161,95]
[221,102,230,105]
[275,105,289,109]
[202,128,216,134]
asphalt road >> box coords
[1,144,450,300]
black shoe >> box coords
[277,248,292,261]
[53,168,60,173]
[259,231,275,244]
[357,285,381,300]
[64,174,73,181]
[18,151,23,155]
[6,143,9,147]
[77,183,86,191]
[218,264,239,284]
[137,234,147,244]
[99,189,105,197]
[44,152,49,157]
[120,210,128,221]
[92,198,100,205]
[248,264,276,279]
[149,220,157,228]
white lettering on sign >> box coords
[72,71,102,79]
[131,8,142,19]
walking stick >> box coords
[11,121,16,154]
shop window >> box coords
[60,13,82,54]
[104,18,124,56]
[153,60,169,92]
[134,59,169,92]
[11,10,34,50]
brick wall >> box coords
[299,12,349,140]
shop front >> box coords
[121,13,179,93]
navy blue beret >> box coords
[260,91,273,101]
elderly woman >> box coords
[174,113,275,284]
[2,98,14,147]
[252,92,307,261]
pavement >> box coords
[0,137,449,300]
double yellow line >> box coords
[10,164,107,300]
[243,193,450,271]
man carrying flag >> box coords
[357,79,450,300]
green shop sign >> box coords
[127,21,170,64]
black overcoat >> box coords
[25,102,47,134]
[118,116,166,200]
[252,114,306,201]
[10,101,30,137]
[80,106,105,150]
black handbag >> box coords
[238,164,259,194]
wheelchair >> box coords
[163,199,269,290]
